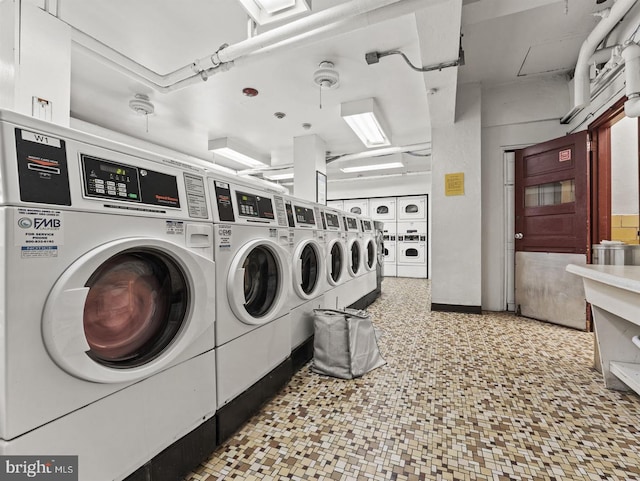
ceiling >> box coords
[58,0,606,187]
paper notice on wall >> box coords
[445,172,465,196]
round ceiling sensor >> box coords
[129,94,154,115]
[243,87,259,97]
[313,61,340,89]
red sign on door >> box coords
[559,149,571,162]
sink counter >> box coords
[566,264,640,394]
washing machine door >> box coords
[42,237,215,383]
[228,238,291,325]
[292,239,324,300]
[364,238,376,271]
[347,238,361,277]
[326,238,345,286]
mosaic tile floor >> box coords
[184,278,640,481]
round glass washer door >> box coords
[293,240,324,300]
[43,237,215,383]
[327,238,345,286]
[348,238,361,277]
[365,239,376,271]
[228,239,291,325]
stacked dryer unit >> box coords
[397,195,428,278]
[0,110,217,480]
[370,197,398,277]
[286,196,326,362]
[208,175,292,441]
[320,206,348,310]
[344,198,369,216]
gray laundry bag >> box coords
[312,308,386,379]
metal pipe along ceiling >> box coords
[572,0,638,110]
[69,0,445,93]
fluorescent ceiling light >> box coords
[236,0,311,25]
[255,0,295,14]
[264,172,294,180]
[341,98,391,148]
[340,162,403,173]
[208,137,269,168]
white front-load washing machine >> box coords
[208,175,292,440]
[358,215,378,302]
[342,213,365,307]
[285,196,325,355]
[0,111,216,481]
[321,207,348,310]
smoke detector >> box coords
[129,94,155,115]
[313,61,340,89]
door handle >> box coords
[515,232,523,240]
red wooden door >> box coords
[514,131,589,329]
[515,131,589,253]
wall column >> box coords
[430,83,482,313]
[293,134,326,202]
[0,0,71,126]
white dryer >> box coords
[0,111,216,481]
[344,198,369,216]
[321,207,348,310]
[209,176,292,412]
[397,195,427,221]
[370,197,397,222]
[286,197,325,352]
[383,224,398,277]
[397,221,428,278]
[326,199,344,210]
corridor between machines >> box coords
[185,278,640,481]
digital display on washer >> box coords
[82,155,141,202]
[236,191,275,220]
[294,205,315,226]
[362,220,372,231]
[325,212,340,228]
[346,217,358,231]
[82,155,181,208]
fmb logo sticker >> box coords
[17,218,32,229]
[0,456,77,480]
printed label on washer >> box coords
[183,173,208,219]
[218,224,232,250]
[0,455,78,480]
[15,209,63,257]
[166,220,184,235]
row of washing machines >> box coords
[0,110,381,481]
[329,196,429,278]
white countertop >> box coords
[566,264,640,294]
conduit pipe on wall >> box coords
[69,0,444,93]
[561,0,638,123]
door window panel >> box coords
[524,180,575,207]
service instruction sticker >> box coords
[217,224,232,250]
[166,220,185,235]
[15,209,63,258]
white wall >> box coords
[431,83,482,308]
[328,172,431,200]
[481,75,568,311]
[611,115,639,215]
